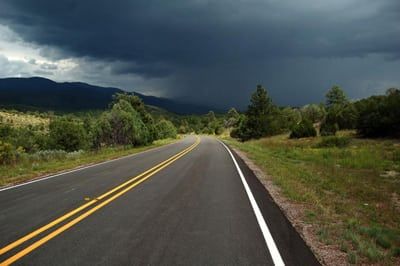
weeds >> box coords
[223,132,400,264]
[316,136,351,148]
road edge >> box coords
[0,137,184,192]
[228,146,347,266]
[218,139,285,266]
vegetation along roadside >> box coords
[224,84,400,265]
[0,94,179,187]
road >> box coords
[0,136,320,265]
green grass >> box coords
[222,132,400,264]
[0,138,178,187]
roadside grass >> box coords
[0,138,178,187]
[222,132,400,265]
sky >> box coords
[0,0,399,109]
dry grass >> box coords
[0,110,49,129]
[223,132,400,265]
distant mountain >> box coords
[0,77,215,114]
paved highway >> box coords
[0,136,319,265]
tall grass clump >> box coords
[317,136,351,148]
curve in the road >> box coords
[0,136,200,265]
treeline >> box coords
[0,94,177,164]
[230,85,400,141]
[172,111,225,135]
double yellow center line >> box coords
[0,136,200,265]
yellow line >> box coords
[0,137,200,262]
[1,140,199,265]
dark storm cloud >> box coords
[0,0,399,108]
[110,62,172,78]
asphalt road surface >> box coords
[0,136,320,265]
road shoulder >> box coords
[229,146,345,266]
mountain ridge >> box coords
[0,77,218,114]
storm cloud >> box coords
[0,0,399,108]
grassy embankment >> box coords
[223,131,400,264]
[0,138,178,187]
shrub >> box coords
[320,121,338,136]
[0,141,15,164]
[355,88,400,138]
[49,117,88,152]
[155,119,177,139]
[317,136,351,148]
[10,127,40,153]
[214,125,224,135]
[230,127,240,139]
[290,119,317,139]
[96,100,150,146]
[0,123,12,138]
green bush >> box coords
[355,88,400,138]
[290,119,317,139]
[155,119,177,139]
[0,141,15,164]
[320,121,338,136]
[317,136,351,148]
[96,100,150,146]
[214,125,224,135]
[49,117,88,152]
[0,123,12,138]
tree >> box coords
[323,86,358,131]
[178,119,190,134]
[97,99,150,146]
[206,111,216,123]
[355,88,400,137]
[112,93,156,141]
[326,85,347,108]
[274,107,301,133]
[242,84,275,140]
[301,104,326,123]
[225,107,240,128]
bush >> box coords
[155,119,177,139]
[290,119,317,139]
[49,117,88,152]
[320,121,338,136]
[214,125,224,135]
[355,88,400,138]
[0,141,15,164]
[10,127,40,153]
[230,127,240,139]
[317,136,351,148]
[96,100,150,146]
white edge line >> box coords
[218,139,285,266]
[0,137,189,192]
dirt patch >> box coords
[232,147,347,266]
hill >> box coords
[0,77,215,114]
